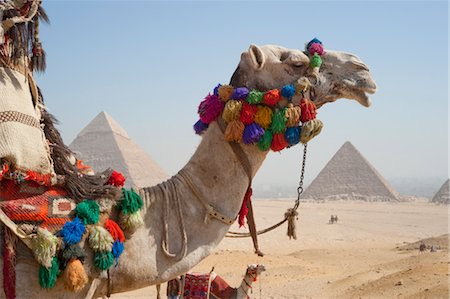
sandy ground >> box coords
[113,201,449,299]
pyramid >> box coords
[302,141,399,201]
[69,112,168,189]
[431,179,449,204]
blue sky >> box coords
[37,1,448,188]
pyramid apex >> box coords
[76,111,129,139]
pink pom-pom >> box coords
[198,94,225,124]
[308,43,325,56]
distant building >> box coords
[69,111,168,189]
[431,179,449,204]
[302,141,399,201]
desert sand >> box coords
[113,200,449,299]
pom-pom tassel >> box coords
[243,123,265,144]
[193,120,209,135]
[61,217,85,246]
[63,259,88,292]
[32,228,58,269]
[271,133,289,152]
[257,130,273,151]
[232,87,249,100]
[119,189,144,215]
[88,226,114,252]
[263,89,281,106]
[224,120,245,142]
[300,99,317,123]
[106,170,126,187]
[240,102,257,125]
[246,90,264,104]
[75,200,100,225]
[270,109,287,133]
[112,240,125,266]
[218,85,234,102]
[105,219,125,243]
[285,104,302,127]
[39,257,60,289]
[198,94,224,124]
[300,119,323,144]
[222,100,242,123]
[120,211,144,231]
[254,106,273,129]
[285,127,301,146]
[94,252,114,271]
[281,85,296,100]
[238,187,252,227]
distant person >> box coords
[167,276,182,299]
[419,242,426,252]
[334,215,339,223]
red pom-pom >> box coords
[239,102,257,125]
[263,89,281,106]
[270,133,289,152]
[107,170,126,187]
[300,99,317,123]
[104,219,125,242]
[238,187,252,227]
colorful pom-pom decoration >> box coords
[61,217,85,246]
[246,90,264,104]
[281,85,296,99]
[310,53,322,69]
[94,252,114,271]
[213,83,222,96]
[107,170,126,187]
[270,133,289,152]
[232,87,249,100]
[119,188,144,215]
[120,211,144,231]
[112,240,125,266]
[263,89,281,106]
[254,105,273,129]
[194,119,209,135]
[105,219,125,243]
[38,257,60,289]
[300,99,317,123]
[270,109,287,134]
[224,120,245,142]
[63,259,88,292]
[218,85,234,102]
[285,104,301,127]
[300,119,323,144]
[257,130,273,152]
[243,123,265,144]
[89,226,114,252]
[61,245,86,268]
[285,127,301,146]
[75,200,100,225]
[222,100,242,123]
[240,102,257,125]
[32,228,58,269]
[306,38,322,50]
[198,94,224,124]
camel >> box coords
[0,5,376,298]
[181,264,266,299]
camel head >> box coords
[246,264,266,277]
[230,44,376,108]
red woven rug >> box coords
[0,180,75,233]
[183,273,211,299]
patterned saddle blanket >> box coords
[0,180,75,233]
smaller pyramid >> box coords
[431,179,449,204]
[69,112,168,189]
[302,141,399,201]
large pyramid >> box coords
[302,141,399,201]
[69,112,168,189]
[431,179,449,204]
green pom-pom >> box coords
[119,189,143,215]
[258,130,273,151]
[310,53,322,68]
[39,257,60,289]
[94,252,114,270]
[270,109,287,133]
[246,90,264,104]
[120,211,144,230]
[75,200,100,225]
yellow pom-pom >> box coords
[224,120,244,142]
[88,226,114,252]
[254,106,273,129]
[222,100,242,123]
[32,228,58,269]
[218,85,234,102]
[285,104,301,127]
[63,259,88,292]
[300,119,323,144]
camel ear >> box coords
[248,45,265,70]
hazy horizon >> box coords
[37,1,448,191]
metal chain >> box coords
[293,143,308,211]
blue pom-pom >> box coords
[61,217,85,245]
[306,38,322,50]
[232,87,249,100]
[281,85,296,99]
[213,84,222,95]
[193,119,209,135]
[112,240,124,266]
[285,126,301,146]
